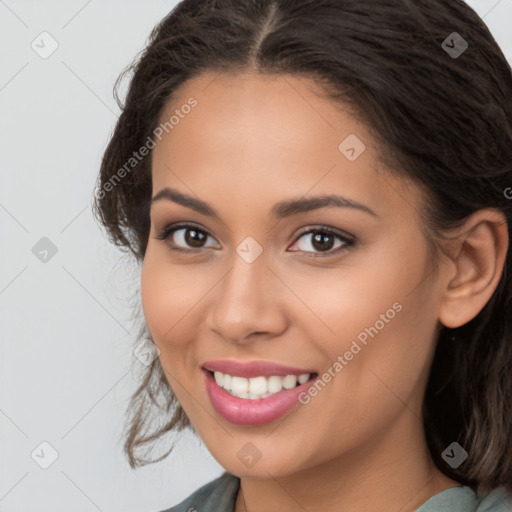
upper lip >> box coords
[202,359,317,378]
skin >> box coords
[140,71,508,511]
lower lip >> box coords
[202,369,318,426]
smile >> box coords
[201,364,319,426]
[211,370,311,400]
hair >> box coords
[93,0,512,495]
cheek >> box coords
[140,244,206,348]
[140,246,212,405]
[283,247,438,405]
[282,256,411,348]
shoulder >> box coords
[156,471,240,512]
[476,488,512,511]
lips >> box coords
[200,359,319,425]
[202,368,319,425]
[202,359,317,378]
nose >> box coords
[205,247,287,345]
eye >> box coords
[288,226,355,256]
[155,222,355,256]
[154,222,219,251]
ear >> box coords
[438,209,509,328]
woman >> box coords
[94,1,512,510]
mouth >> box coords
[203,368,318,400]
[202,367,319,426]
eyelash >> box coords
[154,222,356,257]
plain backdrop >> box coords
[1,1,511,511]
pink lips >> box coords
[202,359,316,377]
[201,360,318,426]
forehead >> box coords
[150,71,420,222]
[156,70,362,157]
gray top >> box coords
[158,471,512,512]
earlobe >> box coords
[438,209,508,329]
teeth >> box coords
[214,371,223,387]
[231,376,249,395]
[249,376,267,395]
[298,373,310,384]
[212,371,311,399]
[223,373,232,391]
[282,375,297,389]
[267,376,283,394]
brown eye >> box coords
[181,227,207,247]
[289,227,355,256]
[310,232,336,251]
[155,223,219,251]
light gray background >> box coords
[1,1,511,511]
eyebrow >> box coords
[151,187,377,219]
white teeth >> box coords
[222,373,232,392]
[231,376,249,394]
[267,376,283,394]
[249,376,267,395]
[212,371,312,399]
[282,375,298,389]
[298,373,310,384]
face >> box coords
[141,71,445,478]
